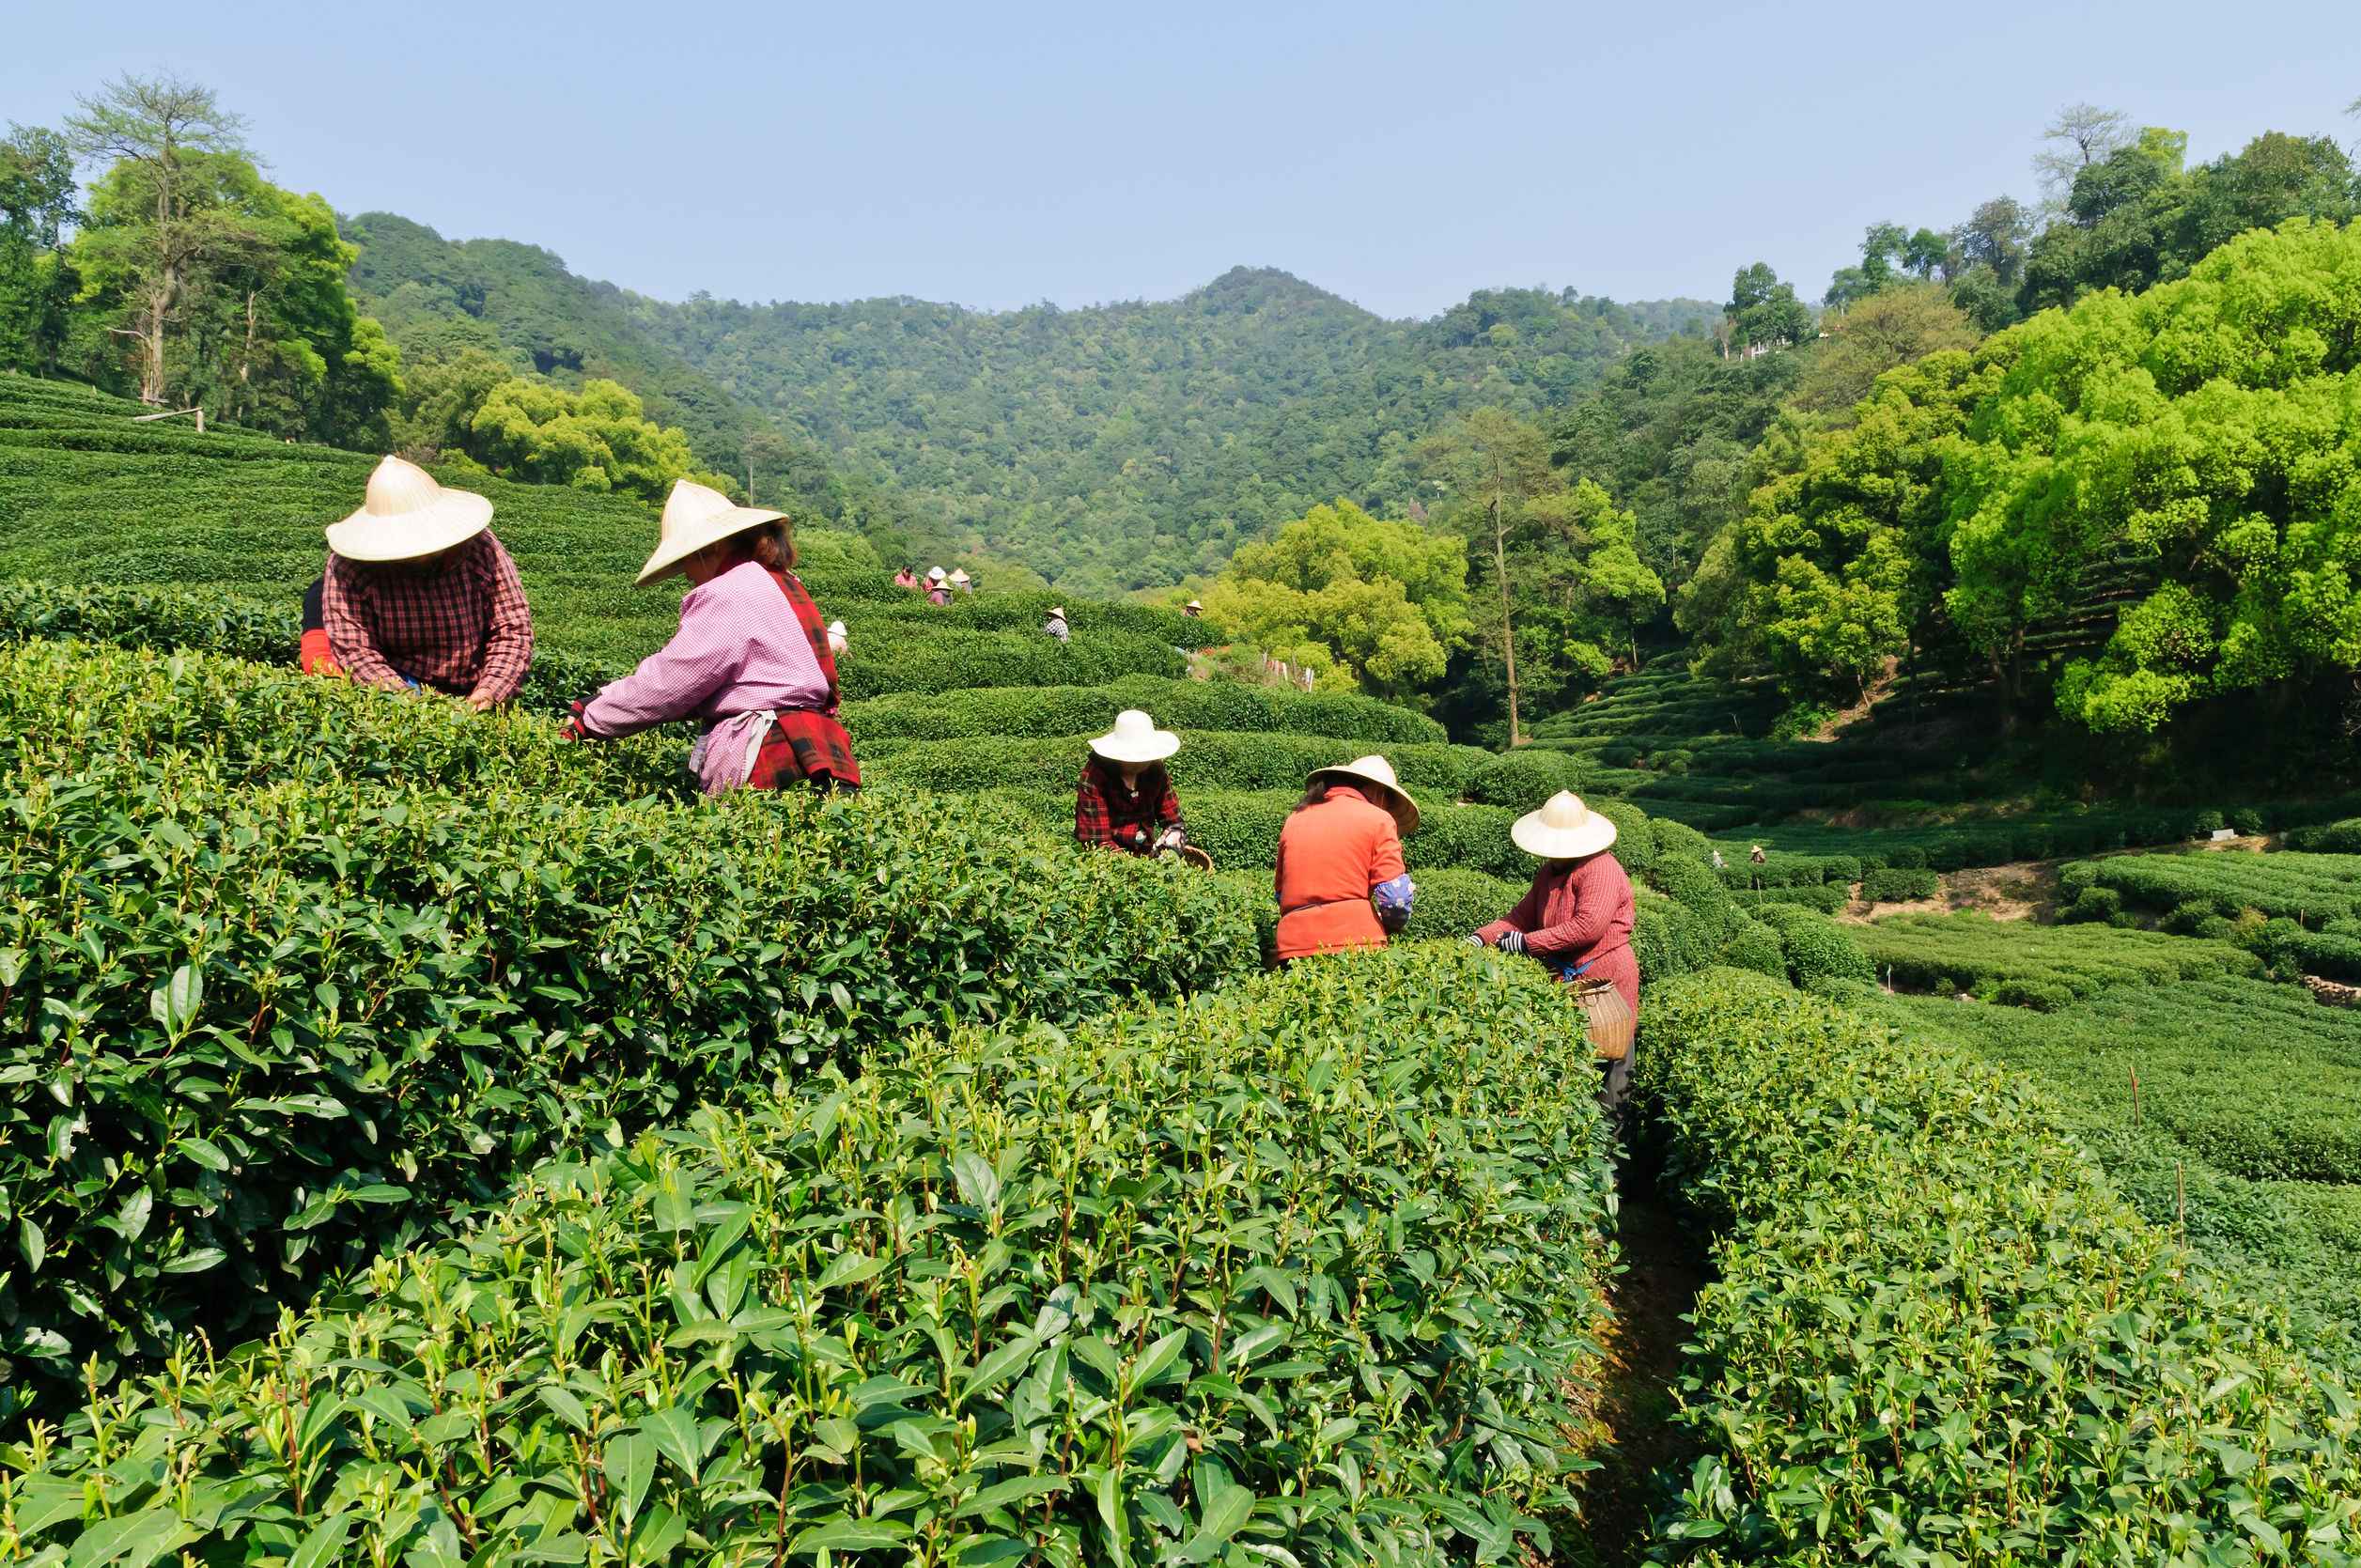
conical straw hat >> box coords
[1089,709,1181,764]
[949,568,971,583]
[326,455,494,562]
[1307,754,1420,834]
[635,480,787,586]
[1512,791,1618,860]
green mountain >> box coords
[629,272,1715,595]
[344,212,780,478]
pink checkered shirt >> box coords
[322,530,535,703]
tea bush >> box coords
[1851,911,2261,1006]
[1641,969,2361,1562]
[6,946,1616,1567]
[1398,868,1526,943]
[843,678,1445,746]
[0,768,1257,1389]
[1859,865,1939,903]
[1750,903,1874,990]
[1463,750,1586,812]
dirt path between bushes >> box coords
[1566,1195,1714,1565]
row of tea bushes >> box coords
[842,676,1448,746]
[1849,911,2261,1008]
[2074,850,2361,926]
[0,579,629,717]
[0,638,687,800]
[861,733,1494,800]
[0,765,1257,1393]
[1641,969,2361,1562]
[7,947,1616,1567]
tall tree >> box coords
[1419,409,1558,742]
[2032,102,2135,206]
[0,124,79,373]
[62,75,254,406]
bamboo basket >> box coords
[1180,846,1214,872]
[1574,979,1635,1061]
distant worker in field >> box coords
[893,565,923,591]
[1044,605,1070,644]
[321,455,533,708]
[1467,792,1639,1126]
[1275,756,1418,962]
[1075,710,1187,856]
[926,567,952,605]
[565,479,861,794]
[1750,844,1766,864]
[1184,598,1203,618]
[826,618,848,656]
[949,567,972,596]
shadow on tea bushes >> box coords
[0,773,1255,1396]
[9,946,1616,1567]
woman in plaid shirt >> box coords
[1075,710,1187,855]
[321,456,534,707]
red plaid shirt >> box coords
[1074,755,1183,853]
[322,531,534,703]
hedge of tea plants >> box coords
[4,945,1616,1567]
[2079,849,2361,927]
[1640,969,2361,1562]
[1857,978,2361,1371]
[862,733,1493,799]
[842,677,1446,747]
[0,632,1265,1390]
[1850,910,2261,1007]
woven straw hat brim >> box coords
[1089,730,1181,764]
[1512,811,1618,860]
[1308,764,1421,835]
[326,489,493,562]
[635,504,788,587]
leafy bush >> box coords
[11,947,1616,1567]
[843,676,1446,746]
[1751,903,1875,989]
[1633,972,2361,1558]
[1718,914,1786,980]
[1750,882,1847,914]
[2058,859,2099,897]
[1400,868,1526,943]
[2285,815,2361,853]
[1463,749,1585,811]
[1857,865,1937,902]
[2058,885,2124,923]
[1640,970,2361,1562]
[0,766,1256,1390]
[1633,890,1716,982]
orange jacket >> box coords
[1273,785,1406,960]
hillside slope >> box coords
[631,271,1716,593]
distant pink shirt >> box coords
[576,560,830,736]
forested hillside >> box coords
[623,272,1714,594]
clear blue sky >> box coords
[6,0,2357,320]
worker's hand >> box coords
[1154,828,1185,852]
[563,701,592,741]
[467,695,495,713]
[1498,930,1527,955]
[1463,934,1485,948]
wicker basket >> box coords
[1574,979,1635,1061]
[1180,845,1214,872]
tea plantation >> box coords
[8,374,2361,1561]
